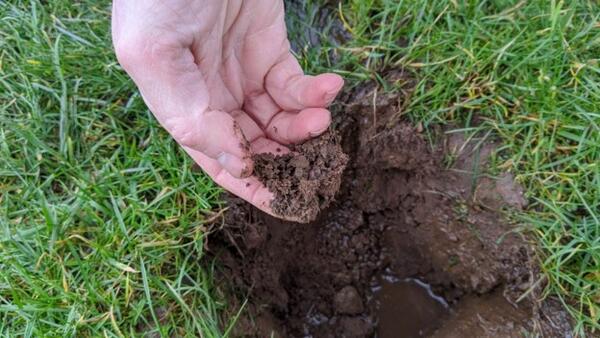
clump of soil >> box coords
[208,76,571,337]
[253,132,348,223]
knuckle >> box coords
[167,117,205,150]
[114,33,170,72]
[213,168,230,186]
[114,34,148,71]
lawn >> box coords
[1,0,599,337]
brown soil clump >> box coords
[253,132,348,223]
[208,78,571,337]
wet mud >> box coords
[374,276,449,337]
[208,79,572,337]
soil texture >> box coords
[253,132,348,223]
[374,276,449,337]
[208,77,571,337]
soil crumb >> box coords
[208,78,572,337]
[253,131,348,223]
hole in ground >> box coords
[372,274,449,337]
[208,83,572,337]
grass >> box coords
[0,1,229,336]
[0,0,598,336]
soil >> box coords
[379,277,450,337]
[208,76,572,337]
[253,132,348,223]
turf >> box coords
[1,0,599,336]
[0,1,229,336]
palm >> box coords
[195,2,340,146]
[112,0,343,218]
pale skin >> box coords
[112,1,343,219]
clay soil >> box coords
[208,76,572,337]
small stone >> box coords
[338,316,373,338]
[244,224,265,250]
[334,286,364,315]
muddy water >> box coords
[373,276,449,338]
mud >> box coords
[209,81,572,337]
[373,276,449,337]
[253,132,348,223]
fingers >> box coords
[251,136,291,155]
[230,109,264,143]
[242,92,283,127]
[266,108,331,144]
[265,53,344,111]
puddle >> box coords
[373,276,449,338]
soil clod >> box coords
[253,131,348,223]
[334,286,364,315]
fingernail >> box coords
[309,125,329,137]
[324,90,339,104]
[323,77,344,104]
[217,153,252,178]
[217,153,231,167]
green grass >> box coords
[1,0,599,336]
[0,1,229,336]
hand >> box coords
[111,1,343,217]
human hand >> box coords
[111,1,343,217]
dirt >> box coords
[374,276,449,337]
[253,132,348,223]
[208,76,572,337]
